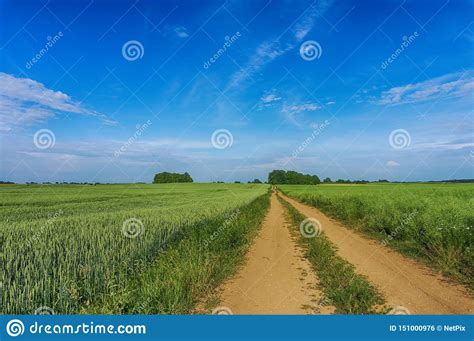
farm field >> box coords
[278,183,474,289]
[0,183,270,314]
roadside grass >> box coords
[278,195,386,314]
[278,184,474,290]
[83,192,271,314]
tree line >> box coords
[268,170,321,185]
[153,172,193,183]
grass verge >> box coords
[278,194,386,314]
[83,191,270,314]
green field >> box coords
[0,183,269,314]
[278,183,474,288]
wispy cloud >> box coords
[0,72,115,131]
[174,26,189,38]
[282,102,320,126]
[227,1,333,89]
[260,89,282,104]
[379,70,474,105]
[386,160,400,167]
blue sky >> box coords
[0,0,473,183]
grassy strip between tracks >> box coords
[278,194,386,314]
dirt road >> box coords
[280,192,474,314]
[216,192,334,314]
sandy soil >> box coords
[215,192,334,314]
[280,192,474,314]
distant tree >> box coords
[323,177,332,183]
[252,179,262,184]
[234,181,241,184]
[268,170,320,185]
[153,172,194,183]
[377,179,390,183]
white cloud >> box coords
[282,102,321,126]
[283,102,320,113]
[0,72,115,130]
[260,90,281,104]
[227,1,333,89]
[174,26,189,38]
[386,160,400,167]
[379,70,474,105]
[292,2,333,41]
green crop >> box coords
[278,183,474,289]
[0,183,269,314]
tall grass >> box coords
[278,183,474,289]
[0,183,269,314]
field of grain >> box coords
[278,183,474,288]
[0,183,269,314]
